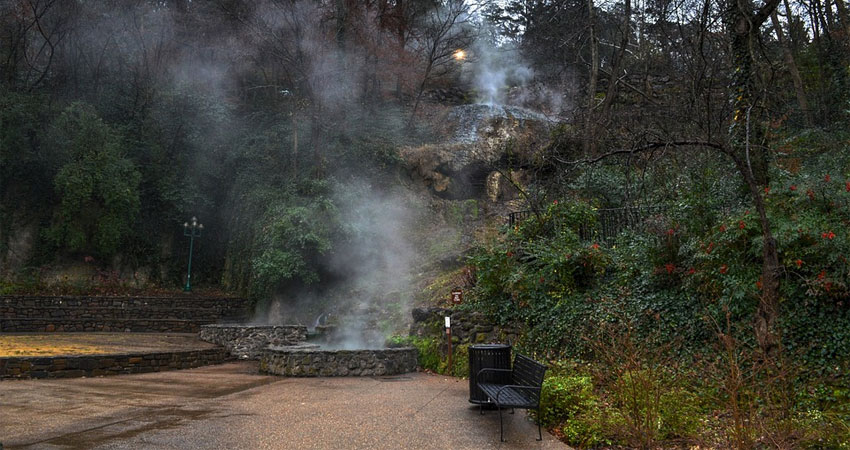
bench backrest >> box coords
[511,354,547,389]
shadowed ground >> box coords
[0,361,569,449]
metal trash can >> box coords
[468,344,512,404]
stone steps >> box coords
[2,296,247,308]
[2,306,243,320]
[0,295,252,333]
[0,348,230,379]
[0,318,218,333]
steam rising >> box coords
[257,181,422,349]
[467,35,567,114]
[472,42,533,105]
[13,0,560,348]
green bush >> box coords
[538,374,596,427]
[796,384,850,448]
[469,200,610,358]
[536,371,613,448]
[562,406,613,449]
[658,387,703,439]
[448,344,469,378]
[407,336,441,372]
[391,335,469,377]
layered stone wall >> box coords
[0,348,229,379]
[259,346,418,377]
[0,296,251,332]
[199,324,308,359]
[409,307,519,346]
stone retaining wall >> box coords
[259,346,418,377]
[0,348,229,379]
[409,307,519,345]
[0,296,251,333]
[199,324,308,359]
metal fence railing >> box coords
[507,205,671,242]
[507,210,533,228]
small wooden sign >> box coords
[451,289,463,305]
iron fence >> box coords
[507,204,671,242]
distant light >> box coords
[453,49,466,61]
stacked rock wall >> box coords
[199,324,308,359]
[409,307,519,346]
[0,348,229,379]
[260,347,418,377]
[0,296,251,332]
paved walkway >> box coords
[0,362,568,449]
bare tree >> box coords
[598,0,631,120]
[0,0,72,90]
[770,6,812,125]
[585,0,600,153]
[408,0,473,124]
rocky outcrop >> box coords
[402,104,553,201]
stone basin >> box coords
[199,324,308,359]
[259,346,418,377]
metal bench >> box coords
[477,353,547,442]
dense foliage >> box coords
[464,133,850,446]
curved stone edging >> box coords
[0,348,230,380]
[259,346,418,377]
[199,324,308,359]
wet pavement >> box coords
[0,361,569,449]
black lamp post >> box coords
[183,216,203,292]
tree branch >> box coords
[556,141,727,165]
[753,0,783,26]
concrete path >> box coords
[0,362,568,449]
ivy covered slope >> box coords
[461,133,850,447]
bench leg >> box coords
[536,406,542,441]
[498,404,505,442]
[479,402,484,415]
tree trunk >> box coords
[585,0,599,154]
[395,0,407,100]
[310,108,324,179]
[334,0,348,49]
[824,0,838,31]
[408,59,432,127]
[729,151,783,353]
[771,10,813,125]
[836,0,850,37]
[725,0,782,354]
[292,112,299,177]
[599,0,631,120]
